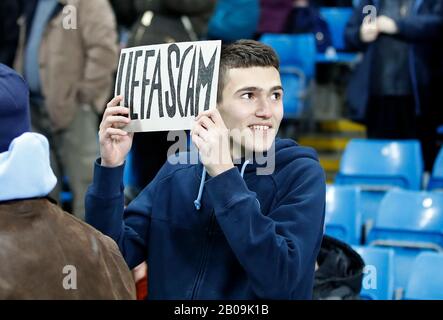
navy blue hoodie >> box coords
[85,138,326,299]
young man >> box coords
[85,40,326,299]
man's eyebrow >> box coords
[235,87,262,94]
[271,85,284,92]
[235,86,284,94]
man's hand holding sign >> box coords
[191,110,234,177]
[99,96,133,168]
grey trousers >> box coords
[30,98,99,220]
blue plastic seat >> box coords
[354,246,395,300]
[367,190,443,292]
[335,139,424,232]
[280,68,305,118]
[404,252,443,300]
[428,147,443,191]
[325,185,362,245]
[319,7,354,51]
[260,34,316,119]
[259,33,316,80]
[336,139,424,190]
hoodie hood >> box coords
[0,132,57,202]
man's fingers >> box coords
[106,95,124,108]
[196,109,225,127]
[197,116,215,130]
[103,115,131,128]
[209,109,224,126]
[104,127,128,139]
[192,125,210,141]
[104,106,129,118]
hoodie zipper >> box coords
[190,211,216,299]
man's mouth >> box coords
[248,124,272,131]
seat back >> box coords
[428,147,443,191]
[319,7,354,51]
[260,33,316,80]
[335,139,424,190]
[325,185,362,245]
[354,246,395,300]
[367,190,443,291]
[404,252,443,300]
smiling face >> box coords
[217,66,284,157]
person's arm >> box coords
[77,0,119,109]
[393,12,443,42]
[344,0,374,51]
[205,160,325,299]
[85,160,155,269]
[85,96,149,269]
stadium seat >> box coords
[280,67,306,118]
[354,246,395,300]
[335,139,424,229]
[428,147,443,191]
[259,33,316,80]
[336,139,424,190]
[404,252,443,300]
[319,7,354,51]
[260,34,316,119]
[366,189,443,292]
[325,185,362,245]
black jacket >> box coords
[0,0,21,66]
[110,0,215,38]
[314,235,364,300]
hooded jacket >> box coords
[85,138,326,299]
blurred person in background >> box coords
[0,0,22,66]
[0,64,135,299]
[284,0,333,53]
[257,0,293,36]
[14,0,119,219]
[346,0,443,171]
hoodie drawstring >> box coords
[194,160,251,211]
[194,167,207,210]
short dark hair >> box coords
[218,40,280,103]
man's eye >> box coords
[271,92,282,100]
[241,92,254,100]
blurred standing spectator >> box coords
[110,0,216,195]
[257,0,293,35]
[14,0,119,219]
[345,0,443,171]
[0,0,22,66]
[285,0,333,53]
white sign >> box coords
[115,40,221,132]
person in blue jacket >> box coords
[85,40,326,300]
[345,0,443,171]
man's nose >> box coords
[255,98,273,118]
